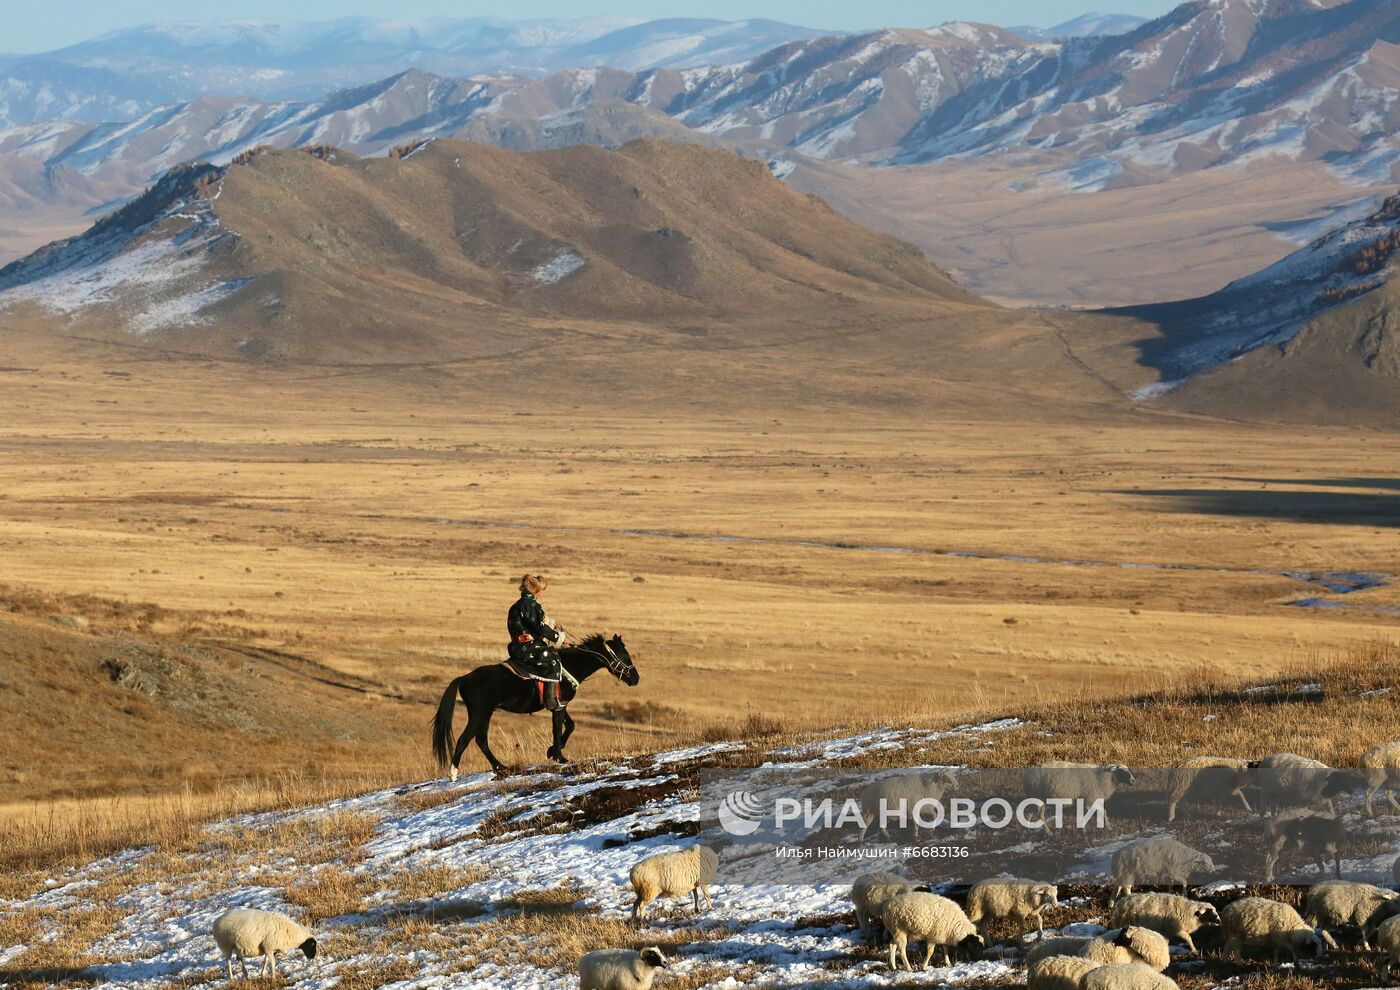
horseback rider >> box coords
[507,574,576,712]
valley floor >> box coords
[0,341,1396,808]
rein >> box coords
[567,640,631,679]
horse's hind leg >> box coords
[473,709,505,774]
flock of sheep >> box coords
[200,744,1400,988]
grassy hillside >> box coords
[1,641,1396,989]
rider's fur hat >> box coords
[520,574,548,595]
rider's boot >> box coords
[543,679,566,712]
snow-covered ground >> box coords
[1,722,1032,989]
[7,714,1399,989]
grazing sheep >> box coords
[1165,757,1257,821]
[1264,810,1346,882]
[1257,753,1352,816]
[629,846,717,920]
[578,946,669,990]
[965,877,1059,940]
[1304,881,1400,949]
[1080,963,1179,990]
[857,770,956,842]
[1378,915,1400,984]
[211,908,317,980]
[1024,763,1136,826]
[1361,742,1400,817]
[1025,935,1100,969]
[1028,954,1103,990]
[1108,893,1219,953]
[1078,927,1171,971]
[881,891,984,971]
[850,871,913,940]
[1111,836,1216,897]
[1220,896,1336,964]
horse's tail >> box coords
[431,675,469,768]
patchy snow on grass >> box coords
[531,250,585,284]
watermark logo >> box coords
[717,789,766,836]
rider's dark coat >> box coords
[507,592,563,680]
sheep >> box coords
[857,770,956,842]
[578,946,669,990]
[629,845,717,920]
[1256,753,1352,816]
[1077,927,1171,971]
[1108,892,1220,953]
[881,891,984,971]
[211,908,317,980]
[1303,880,1400,949]
[1361,742,1400,817]
[1379,915,1400,984]
[1263,810,1346,882]
[965,877,1059,941]
[1027,954,1103,990]
[1025,935,1100,970]
[850,870,913,941]
[1024,762,1136,826]
[1165,757,1257,821]
[1080,963,1179,990]
[1220,896,1337,964]
[1111,836,1215,898]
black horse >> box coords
[431,633,638,777]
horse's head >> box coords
[605,634,640,686]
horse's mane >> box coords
[570,633,607,651]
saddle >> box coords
[502,658,560,683]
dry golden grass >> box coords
[282,865,377,923]
[0,771,402,885]
[0,329,1396,879]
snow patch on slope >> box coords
[532,250,585,284]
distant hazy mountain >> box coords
[1009,12,1150,41]
[0,16,828,126]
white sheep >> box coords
[1111,836,1216,897]
[965,877,1059,940]
[1025,934,1099,970]
[881,891,984,971]
[1263,810,1346,882]
[1077,927,1170,971]
[850,870,913,940]
[1220,896,1336,964]
[578,946,669,990]
[857,770,957,842]
[1303,880,1400,950]
[1024,762,1135,826]
[211,908,317,980]
[629,846,717,920]
[1108,892,1220,953]
[1027,953,1102,990]
[1080,962,1179,990]
[1257,753,1351,815]
[1360,741,1400,817]
[1378,914,1400,984]
[1165,757,1256,821]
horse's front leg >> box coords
[547,709,572,764]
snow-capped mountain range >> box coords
[0,17,827,127]
[1009,12,1151,41]
[1,0,1397,281]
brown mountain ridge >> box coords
[0,139,1117,415]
